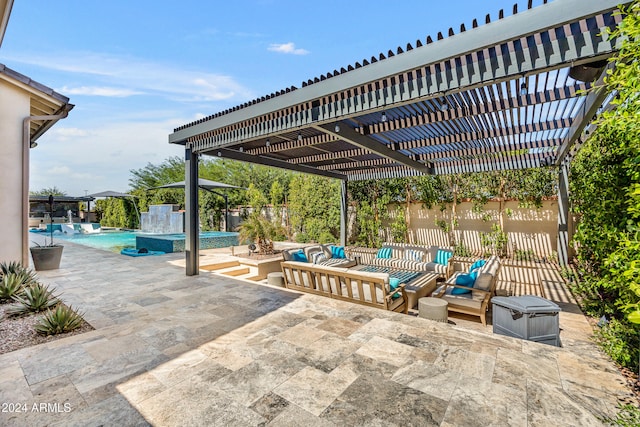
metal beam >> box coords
[185,147,199,276]
[557,163,571,266]
[208,148,348,180]
[340,180,347,246]
[314,123,433,175]
[246,133,336,155]
[555,66,612,166]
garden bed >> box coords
[0,302,94,355]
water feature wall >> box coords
[140,204,184,234]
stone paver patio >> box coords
[0,240,632,426]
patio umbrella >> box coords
[150,178,244,191]
[149,179,245,231]
[88,190,135,198]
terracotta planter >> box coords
[30,245,64,271]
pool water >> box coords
[55,230,138,253]
[54,230,239,253]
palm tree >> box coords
[236,213,283,255]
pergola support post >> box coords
[185,146,199,276]
[557,162,570,267]
[340,180,347,247]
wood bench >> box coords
[281,261,408,313]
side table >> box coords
[418,297,448,322]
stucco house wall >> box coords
[0,79,31,263]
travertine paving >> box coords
[0,241,631,426]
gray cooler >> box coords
[492,295,561,346]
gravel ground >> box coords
[0,302,94,355]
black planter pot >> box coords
[30,245,64,271]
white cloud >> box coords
[48,166,72,175]
[4,51,255,102]
[49,127,89,140]
[268,42,309,55]
[29,116,191,196]
[59,86,143,97]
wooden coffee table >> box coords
[404,272,439,310]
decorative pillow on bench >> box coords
[452,273,474,295]
[329,245,346,259]
[376,247,392,259]
[435,249,452,266]
[291,250,308,262]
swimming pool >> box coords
[54,230,239,253]
[54,230,139,253]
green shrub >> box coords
[7,283,60,316]
[0,270,37,302]
[0,261,25,278]
[454,243,472,257]
[35,305,85,335]
[593,318,640,371]
[601,404,640,427]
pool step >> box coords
[200,260,240,271]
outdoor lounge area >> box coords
[2,0,639,424]
[0,239,632,425]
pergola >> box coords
[169,0,628,275]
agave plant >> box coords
[35,305,85,335]
[7,283,60,316]
[0,271,37,301]
[0,261,36,281]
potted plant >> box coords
[30,195,64,271]
[236,213,283,255]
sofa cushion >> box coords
[304,245,324,260]
[404,248,424,262]
[311,252,328,264]
[469,259,486,272]
[282,249,294,261]
[376,247,392,259]
[318,258,356,268]
[389,277,401,299]
[452,274,474,295]
[427,246,439,263]
[424,261,449,275]
[435,249,453,266]
[329,245,346,259]
[291,250,308,262]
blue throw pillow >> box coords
[435,249,452,266]
[330,245,346,259]
[452,274,474,295]
[376,247,392,259]
[469,267,481,281]
[469,259,486,273]
[291,250,308,262]
[389,277,401,299]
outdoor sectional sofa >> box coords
[433,255,501,326]
[280,260,408,313]
[368,243,454,278]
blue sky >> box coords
[3,0,526,196]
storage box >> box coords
[492,295,561,346]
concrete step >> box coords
[200,260,240,271]
[221,267,251,277]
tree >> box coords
[236,213,283,254]
[569,1,640,371]
[30,187,66,196]
[289,175,340,243]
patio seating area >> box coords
[0,240,633,426]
